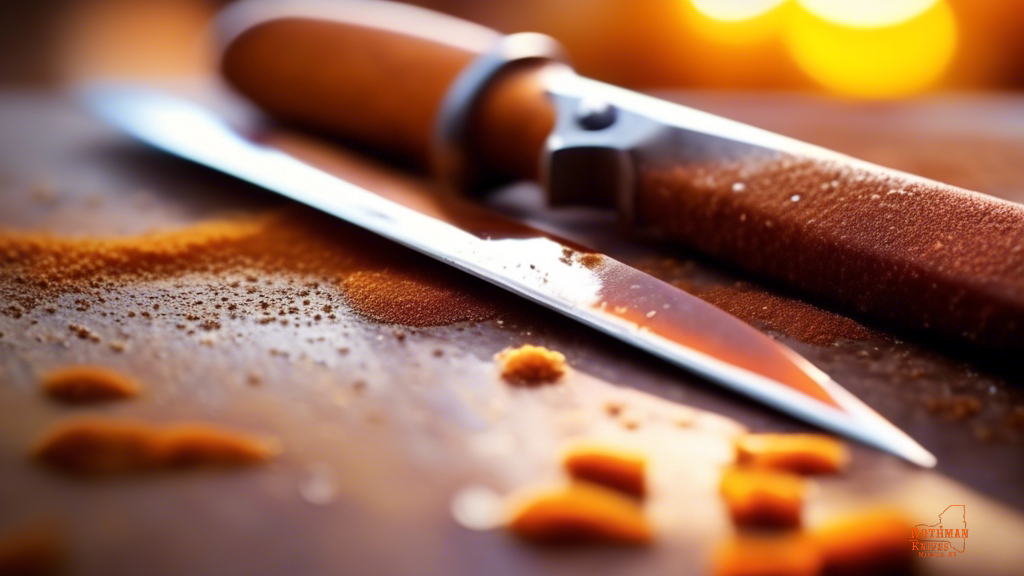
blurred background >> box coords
[3,0,1023,100]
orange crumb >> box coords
[563,443,646,499]
[32,418,279,476]
[736,434,848,475]
[497,345,568,386]
[505,482,651,545]
[712,533,821,576]
[40,365,139,404]
[157,423,281,468]
[720,467,805,529]
[0,524,63,576]
[811,509,913,576]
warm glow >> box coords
[785,0,957,98]
[684,0,792,46]
[691,0,788,22]
[798,0,940,28]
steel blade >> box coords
[81,85,936,467]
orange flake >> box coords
[562,443,646,499]
[720,467,805,529]
[40,365,140,403]
[505,482,651,545]
[736,433,848,475]
[497,345,568,386]
[811,508,913,576]
[32,418,279,476]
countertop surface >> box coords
[1,90,1022,575]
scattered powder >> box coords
[924,394,982,421]
[698,283,877,346]
[504,482,651,545]
[32,418,280,476]
[343,269,493,327]
[559,246,604,270]
[0,209,498,328]
[496,345,568,386]
[40,365,140,404]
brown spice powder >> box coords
[698,284,877,346]
[0,209,496,328]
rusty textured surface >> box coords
[1,92,1023,574]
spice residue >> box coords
[32,418,280,476]
[698,284,877,346]
[40,365,140,404]
[497,344,568,386]
[0,209,498,329]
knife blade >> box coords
[82,85,935,467]
[218,0,1024,354]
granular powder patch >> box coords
[0,209,497,327]
[698,284,877,347]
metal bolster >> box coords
[543,75,673,224]
[432,32,566,194]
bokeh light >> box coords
[691,0,787,22]
[797,0,940,28]
[785,0,957,98]
[684,0,791,46]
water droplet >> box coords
[299,463,338,506]
[731,182,746,193]
[790,194,801,202]
[451,485,504,531]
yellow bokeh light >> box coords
[785,0,957,98]
[798,0,940,28]
[691,0,788,22]
[684,0,792,45]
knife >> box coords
[82,84,936,468]
[216,0,1024,356]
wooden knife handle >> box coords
[218,0,555,177]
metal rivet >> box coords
[575,98,617,130]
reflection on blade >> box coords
[80,85,936,467]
